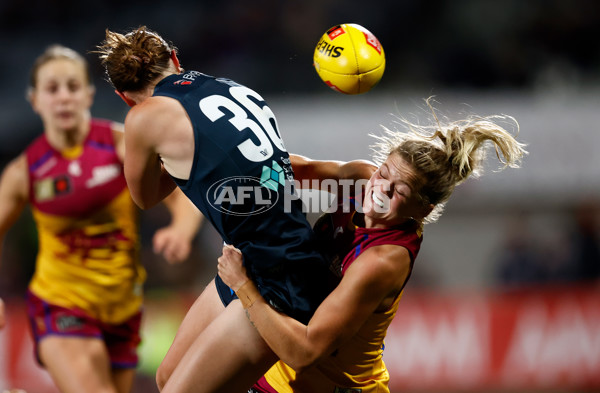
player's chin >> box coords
[54,116,78,130]
[362,201,380,218]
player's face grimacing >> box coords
[363,152,432,228]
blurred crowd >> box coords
[494,198,600,287]
[1,0,599,95]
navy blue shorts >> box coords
[215,274,237,306]
[214,247,339,325]
[214,274,287,314]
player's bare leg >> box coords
[111,368,136,393]
[161,299,277,393]
[39,336,124,393]
[156,279,225,390]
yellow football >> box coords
[313,23,385,95]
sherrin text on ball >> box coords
[313,23,385,95]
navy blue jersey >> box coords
[153,71,337,323]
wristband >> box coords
[236,280,261,309]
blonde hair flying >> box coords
[371,98,528,224]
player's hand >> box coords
[217,245,248,291]
[152,225,193,264]
[0,297,6,330]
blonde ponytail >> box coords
[371,98,527,224]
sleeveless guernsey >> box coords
[260,197,422,392]
[153,72,336,323]
[26,119,143,324]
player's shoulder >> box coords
[355,244,411,276]
[1,153,28,196]
[364,243,410,261]
[88,118,122,143]
[90,117,113,130]
[4,153,27,173]
[24,132,49,152]
[344,244,410,296]
[126,97,182,131]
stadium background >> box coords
[1,1,599,392]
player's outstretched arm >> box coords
[290,153,376,190]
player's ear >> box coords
[27,89,40,113]
[115,90,136,107]
[170,50,181,73]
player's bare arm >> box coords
[110,121,126,162]
[153,189,203,264]
[218,244,411,372]
[290,154,376,190]
[123,97,178,209]
[0,155,29,301]
[0,155,29,248]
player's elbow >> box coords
[134,200,151,210]
[289,155,310,183]
[138,199,160,210]
[288,358,317,375]
[286,347,326,374]
[130,191,158,210]
[291,333,344,373]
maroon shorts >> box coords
[249,376,279,393]
[26,290,142,369]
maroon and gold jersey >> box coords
[260,196,423,393]
[314,196,422,277]
[26,119,144,324]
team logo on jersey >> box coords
[206,176,279,216]
[34,175,71,202]
[86,164,120,188]
[68,160,82,177]
[260,161,286,191]
[173,79,192,85]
